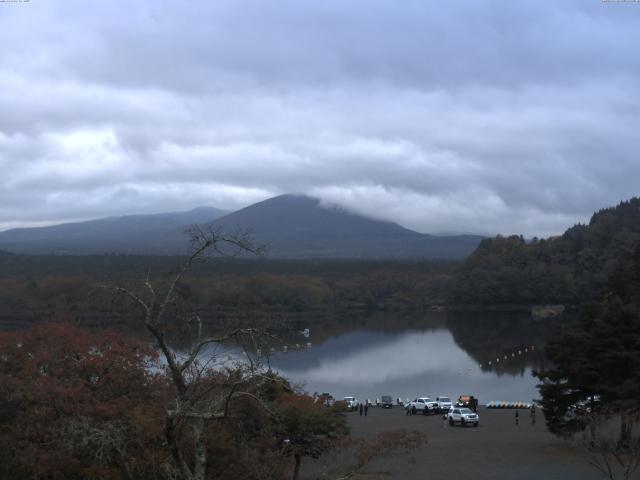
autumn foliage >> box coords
[0,322,352,480]
[0,322,168,479]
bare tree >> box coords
[101,225,271,480]
[576,412,640,480]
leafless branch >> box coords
[99,224,268,480]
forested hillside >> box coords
[450,197,640,305]
[2,197,640,330]
[0,253,452,329]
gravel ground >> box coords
[301,406,630,480]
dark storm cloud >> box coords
[1,0,639,236]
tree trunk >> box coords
[620,414,631,449]
[292,454,301,480]
[165,415,194,480]
[192,417,206,480]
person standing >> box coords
[530,403,536,426]
[515,409,519,426]
[359,403,363,416]
[364,402,369,416]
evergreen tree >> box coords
[535,245,640,435]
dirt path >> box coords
[301,406,630,480]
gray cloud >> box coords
[1,0,639,236]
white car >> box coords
[436,396,453,412]
[405,397,439,415]
[343,396,359,411]
[447,407,480,427]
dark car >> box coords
[457,395,478,412]
[381,395,394,408]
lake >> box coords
[0,307,555,406]
[265,310,553,405]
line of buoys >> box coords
[480,345,537,369]
[270,342,315,354]
[486,401,531,409]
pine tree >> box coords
[535,244,640,435]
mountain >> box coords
[0,207,228,254]
[0,195,483,258]
[209,194,483,259]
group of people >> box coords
[358,402,369,416]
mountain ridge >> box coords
[0,207,228,255]
[0,194,484,259]
[209,194,483,259]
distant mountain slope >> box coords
[0,207,227,254]
[210,194,483,259]
[451,197,640,304]
[0,195,483,258]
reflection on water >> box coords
[3,305,557,404]
[268,311,555,404]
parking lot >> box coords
[301,406,611,480]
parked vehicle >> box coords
[318,392,335,407]
[436,396,453,413]
[343,396,359,411]
[405,397,438,415]
[381,395,394,409]
[447,407,480,427]
[457,395,478,412]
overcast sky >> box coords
[1,1,639,236]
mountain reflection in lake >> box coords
[268,312,553,404]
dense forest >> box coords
[1,197,639,330]
[450,197,640,305]
[0,253,451,330]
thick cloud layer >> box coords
[1,0,639,236]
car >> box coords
[436,396,453,413]
[381,395,394,409]
[343,396,359,411]
[405,397,438,415]
[457,395,478,411]
[317,393,335,407]
[447,407,480,427]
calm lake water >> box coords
[265,311,553,405]
[1,308,557,406]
